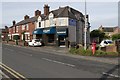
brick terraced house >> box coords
[8,10,43,42]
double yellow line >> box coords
[0,62,28,80]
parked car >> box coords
[28,39,42,47]
[100,39,113,47]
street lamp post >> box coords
[84,0,87,50]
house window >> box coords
[39,22,41,27]
[9,29,11,33]
[26,24,29,30]
[59,19,64,26]
[50,17,53,26]
[13,27,15,33]
[16,26,19,32]
[22,25,25,30]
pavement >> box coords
[2,41,119,65]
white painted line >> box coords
[0,70,9,78]
[42,58,75,67]
[102,72,120,78]
[0,62,27,79]
[0,65,19,78]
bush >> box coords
[69,48,92,56]
[69,48,77,54]
[13,35,20,40]
[69,48,118,57]
[95,50,107,56]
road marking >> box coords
[0,62,27,79]
[102,72,120,78]
[42,58,75,67]
[0,70,9,78]
[0,64,20,78]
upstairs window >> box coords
[9,29,11,33]
[16,26,19,32]
[39,22,41,27]
[49,13,54,26]
[50,17,53,26]
[26,24,29,30]
[22,25,25,30]
[13,27,15,33]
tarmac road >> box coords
[2,43,119,79]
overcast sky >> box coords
[0,0,119,30]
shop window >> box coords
[48,34,54,43]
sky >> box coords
[0,0,119,31]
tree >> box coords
[90,30,106,43]
[21,31,26,46]
[13,35,20,45]
[112,34,120,40]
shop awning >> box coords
[33,28,43,34]
[43,27,56,34]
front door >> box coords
[59,35,66,47]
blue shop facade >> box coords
[33,26,68,47]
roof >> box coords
[46,6,84,20]
[15,16,38,26]
[15,14,46,26]
[100,26,120,32]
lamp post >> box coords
[84,0,87,50]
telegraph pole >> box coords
[84,0,87,50]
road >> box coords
[1,43,120,79]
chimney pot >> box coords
[35,10,41,16]
[24,15,29,20]
[13,20,16,26]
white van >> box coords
[100,40,113,47]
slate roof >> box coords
[15,16,37,26]
[15,14,45,26]
[46,6,84,20]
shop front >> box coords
[33,28,43,40]
[33,27,68,47]
[56,27,68,47]
[43,27,56,46]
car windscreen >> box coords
[107,41,113,44]
[35,40,40,42]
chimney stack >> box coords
[13,20,16,26]
[44,4,49,16]
[35,10,41,16]
[24,15,29,20]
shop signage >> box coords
[34,31,37,34]
[57,31,66,34]
[43,29,50,33]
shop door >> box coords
[59,35,66,47]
